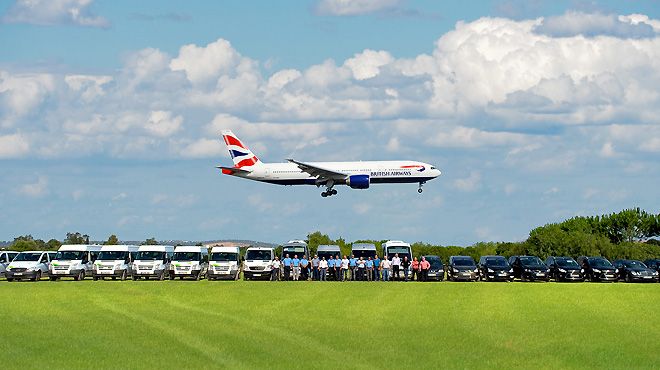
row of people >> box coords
[269,254,433,281]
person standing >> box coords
[328,256,335,281]
[357,257,366,280]
[420,256,430,282]
[300,255,309,281]
[381,256,391,282]
[270,256,281,281]
[391,253,401,281]
[349,254,357,281]
[341,255,349,281]
[283,254,292,281]
[373,254,381,281]
[365,257,374,281]
[312,254,320,281]
[411,257,419,282]
[402,256,411,282]
[291,254,300,281]
[319,257,328,281]
[335,254,342,282]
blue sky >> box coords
[1,0,659,245]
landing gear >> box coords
[418,182,425,193]
[321,189,338,197]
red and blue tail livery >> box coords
[217,130,441,198]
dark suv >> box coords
[545,256,584,282]
[478,255,513,282]
[577,256,618,282]
[508,256,549,282]
[447,256,478,282]
[612,259,659,283]
[422,255,445,281]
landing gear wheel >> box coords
[418,188,423,193]
[331,189,337,195]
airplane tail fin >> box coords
[221,130,262,169]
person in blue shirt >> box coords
[365,257,374,281]
[292,255,301,281]
[282,254,292,281]
[328,256,335,281]
[373,255,381,281]
[300,255,309,281]
[335,254,342,282]
[349,255,357,281]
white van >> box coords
[243,247,275,280]
[208,246,241,280]
[93,245,139,281]
[50,244,102,281]
[0,250,20,279]
[383,240,413,279]
[169,246,208,280]
[5,250,56,282]
[132,245,175,280]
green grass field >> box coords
[2,279,659,369]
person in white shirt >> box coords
[319,257,328,281]
[270,257,281,281]
[341,255,350,282]
[391,253,401,281]
[381,256,391,282]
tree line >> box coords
[3,208,659,261]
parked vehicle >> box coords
[5,251,56,282]
[207,246,241,280]
[243,247,275,280]
[317,244,341,280]
[0,250,20,279]
[281,240,309,259]
[508,256,550,282]
[447,256,479,281]
[383,240,413,279]
[612,259,659,283]
[478,255,513,282]
[169,246,208,280]
[545,256,584,282]
[351,243,377,259]
[643,259,660,275]
[93,245,140,281]
[423,255,445,281]
[132,245,174,280]
[50,244,102,281]
[577,256,618,282]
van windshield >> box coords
[173,252,200,261]
[318,252,339,260]
[589,258,613,268]
[352,250,376,259]
[211,252,237,262]
[556,258,579,268]
[485,257,508,267]
[246,250,272,261]
[55,251,86,260]
[13,252,42,262]
[453,258,475,267]
[98,251,128,260]
[519,256,544,268]
[425,257,443,270]
[136,251,164,260]
[282,246,306,257]
[387,247,410,261]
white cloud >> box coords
[453,171,481,192]
[2,0,109,27]
[0,134,30,158]
[64,74,112,101]
[0,71,55,125]
[179,138,225,159]
[535,11,657,38]
[599,141,617,158]
[144,111,183,137]
[315,0,401,16]
[344,49,393,80]
[18,176,49,198]
[170,38,245,85]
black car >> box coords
[478,255,513,282]
[577,256,618,282]
[545,256,584,282]
[508,256,549,282]
[643,259,660,275]
[447,256,478,282]
[422,255,444,281]
[612,259,659,283]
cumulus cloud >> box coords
[2,0,109,27]
[315,0,401,16]
[18,176,49,198]
[170,38,245,85]
[0,71,55,126]
[535,11,657,38]
[344,49,393,80]
[144,111,183,137]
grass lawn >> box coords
[1,279,659,369]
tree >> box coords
[46,239,62,251]
[105,235,119,245]
[65,232,89,244]
[142,237,158,245]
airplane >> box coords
[217,130,441,197]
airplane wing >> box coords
[286,159,347,180]
[216,166,251,175]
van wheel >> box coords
[132,275,138,281]
[32,271,42,281]
[50,276,58,281]
[169,273,175,280]
[7,278,13,282]
[93,276,98,281]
